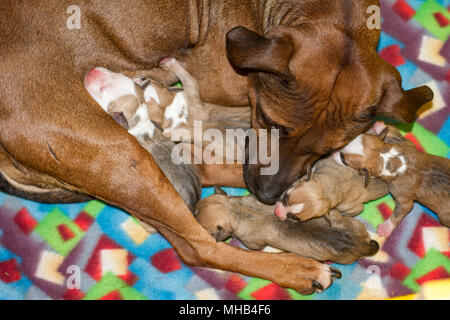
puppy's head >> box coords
[274,179,329,221]
[339,127,407,180]
[195,194,233,242]
[85,67,181,131]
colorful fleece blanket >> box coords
[0,0,449,300]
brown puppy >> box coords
[196,188,379,266]
[273,155,389,221]
[0,0,432,293]
[340,125,450,237]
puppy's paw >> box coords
[160,57,176,67]
[377,219,395,238]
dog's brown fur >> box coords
[196,189,379,265]
[0,0,433,293]
[340,125,450,237]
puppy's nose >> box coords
[274,202,289,221]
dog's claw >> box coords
[312,281,324,291]
[330,267,342,279]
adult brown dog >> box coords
[0,0,432,293]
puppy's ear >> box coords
[226,26,293,79]
[361,168,371,188]
[111,112,129,130]
[133,77,151,89]
[377,127,389,141]
[377,63,433,123]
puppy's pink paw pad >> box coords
[377,220,395,238]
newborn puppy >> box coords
[274,155,389,222]
[157,58,250,164]
[339,123,450,237]
[196,188,379,265]
[84,67,201,212]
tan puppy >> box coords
[273,155,389,222]
[340,124,450,237]
[196,188,379,266]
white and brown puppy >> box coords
[339,124,450,237]
[196,188,379,265]
[84,67,201,212]
[88,59,251,160]
[273,155,389,222]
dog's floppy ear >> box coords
[377,63,434,123]
[226,26,293,79]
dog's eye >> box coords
[281,126,294,136]
[257,107,294,136]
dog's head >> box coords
[226,2,433,204]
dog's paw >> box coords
[310,264,342,294]
[274,253,341,295]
